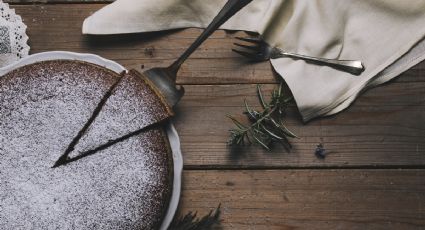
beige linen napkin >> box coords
[83,0,425,121]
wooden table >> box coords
[8,1,425,229]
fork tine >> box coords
[235,36,261,44]
[234,43,259,51]
[232,48,258,59]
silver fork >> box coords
[233,37,365,75]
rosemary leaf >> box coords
[257,84,268,109]
[252,133,271,150]
[278,121,298,138]
[261,124,285,140]
[226,115,247,130]
[244,100,258,120]
[278,82,283,97]
[227,83,297,151]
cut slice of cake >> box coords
[58,69,173,165]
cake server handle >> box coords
[168,0,253,74]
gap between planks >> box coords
[182,164,425,171]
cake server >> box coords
[143,0,253,107]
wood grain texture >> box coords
[12,4,424,85]
[174,78,425,168]
[13,4,275,85]
[5,2,425,230]
[12,4,425,84]
[177,170,425,230]
[9,4,425,168]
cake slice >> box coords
[55,69,173,166]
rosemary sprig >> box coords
[227,83,297,151]
[169,205,222,230]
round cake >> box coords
[0,60,174,229]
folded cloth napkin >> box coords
[83,0,425,122]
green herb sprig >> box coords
[169,205,221,230]
[227,83,297,151]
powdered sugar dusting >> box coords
[69,69,172,158]
[0,60,119,166]
[1,128,172,230]
[0,60,173,229]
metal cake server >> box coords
[51,0,253,168]
[144,0,253,107]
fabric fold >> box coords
[82,0,271,34]
[83,0,425,121]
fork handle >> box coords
[276,50,365,75]
[169,0,253,74]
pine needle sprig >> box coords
[169,205,222,230]
[227,83,297,151]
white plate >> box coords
[0,51,183,230]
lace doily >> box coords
[0,0,29,67]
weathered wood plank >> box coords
[13,4,275,84]
[174,80,425,168]
[12,4,425,85]
[10,4,425,168]
[177,169,425,229]
[7,3,425,230]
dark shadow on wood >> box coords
[83,29,185,48]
